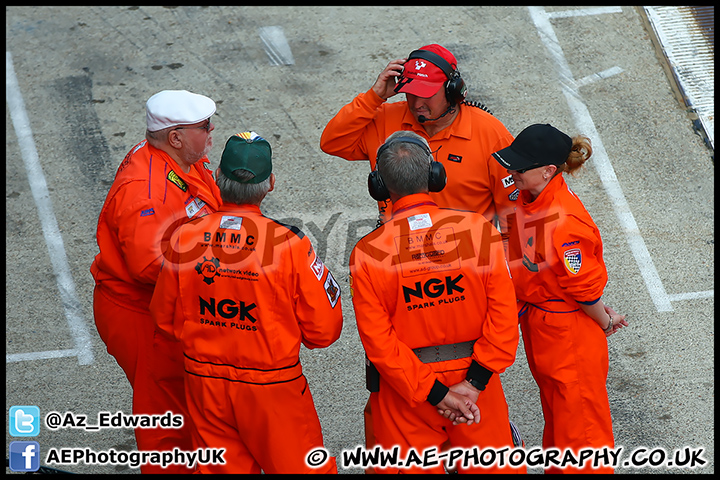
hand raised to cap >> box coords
[372,58,407,101]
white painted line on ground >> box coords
[528,7,674,312]
[667,290,714,302]
[576,66,625,88]
[7,349,83,364]
[258,26,295,66]
[547,6,623,19]
[6,51,95,365]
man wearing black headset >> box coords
[349,131,524,473]
[320,44,517,229]
[320,43,521,471]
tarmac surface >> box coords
[6,6,714,474]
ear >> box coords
[167,129,184,149]
[268,173,276,192]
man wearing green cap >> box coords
[150,132,343,473]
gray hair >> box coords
[145,127,173,147]
[377,131,433,197]
[215,168,271,205]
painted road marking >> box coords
[6,51,94,365]
[529,7,681,312]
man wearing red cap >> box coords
[91,90,223,473]
[321,43,517,229]
[151,132,343,473]
[320,44,519,469]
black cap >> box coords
[492,124,572,171]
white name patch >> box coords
[408,213,433,231]
[219,216,243,230]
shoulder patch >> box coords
[563,248,582,275]
[167,170,188,192]
[310,252,325,281]
[324,271,340,308]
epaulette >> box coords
[268,217,306,239]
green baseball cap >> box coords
[220,132,272,184]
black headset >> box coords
[401,49,467,105]
[368,136,447,201]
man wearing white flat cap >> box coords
[91,89,223,473]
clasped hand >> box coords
[436,380,481,426]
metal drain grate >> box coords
[689,6,714,46]
[641,6,714,151]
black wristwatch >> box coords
[466,376,486,391]
[466,359,493,391]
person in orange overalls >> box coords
[349,131,525,474]
[150,132,343,474]
[90,90,222,473]
[321,44,519,465]
[492,124,629,474]
[320,43,517,228]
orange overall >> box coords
[349,194,524,474]
[90,140,222,473]
[150,204,343,474]
[320,88,517,227]
[322,89,518,463]
[508,175,614,474]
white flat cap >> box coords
[146,90,216,132]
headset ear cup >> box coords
[368,170,390,201]
[428,161,447,192]
[446,74,467,105]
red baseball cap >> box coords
[395,44,458,98]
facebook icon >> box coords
[9,441,40,472]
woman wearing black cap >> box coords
[493,123,628,474]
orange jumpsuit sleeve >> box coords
[468,223,520,383]
[101,162,221,288]
[292,236,344,349]
[552,213,608,304]
[149,228,186,342]
[349,248,438,407]
[106,185,182,286]
[319,88,387,161]
[487,135,517,234]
